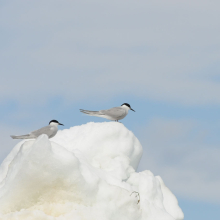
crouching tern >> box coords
[80,103,135,122]
[11,120,64,139]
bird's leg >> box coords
[130,191,140,204]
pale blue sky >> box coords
[1,0,220,219]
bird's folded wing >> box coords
[100,107,125,117]
[31,126,54,137]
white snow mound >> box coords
[0,122,184,220]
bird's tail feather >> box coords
[80,109,100,116]
[10,134,32,139]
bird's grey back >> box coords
[100,107,126,120]
[31,125,58,138]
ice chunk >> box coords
[0,122,184,220]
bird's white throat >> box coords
[49,122,59,126]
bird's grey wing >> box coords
[11,134,33,139]
[80,109,99,115]
[100,107,125,118]
[31,125,55,138]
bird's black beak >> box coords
[59,123,64,126]
[131,108,135,112]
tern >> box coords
[80,103,135,122]
[11,120,64,139]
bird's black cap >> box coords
[121,103,131,108]
[49,120,64,126]
[121,103,135,112]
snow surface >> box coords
[0,122,184,220]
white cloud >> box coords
[138,118,220,203]
[1,117,220,205]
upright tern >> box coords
[80,103,135,122]
[11,120,64,139]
